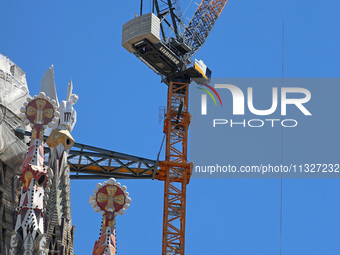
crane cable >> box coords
[280,0,285,254]
[167,0,194,38]
[182,0,194,19]
[157,134,166,161]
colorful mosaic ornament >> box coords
[90,178,131,255]
[9,92,59,255]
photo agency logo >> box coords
[197,81,312,128]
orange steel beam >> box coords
[70,165,153,175]
[157,80,192,255]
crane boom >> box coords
[184,0,228,57]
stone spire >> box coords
[89,178,132,255]
[9,92,58,255]
[41,67,78,255]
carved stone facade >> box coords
[41,66,77,255]
[45,151,75,255]
[0,54,76,255]
[0,54,29,255]
[0,161,20,255]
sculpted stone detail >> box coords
[10,92,58,255]
[89,178,131,255]
[40,66,77,255]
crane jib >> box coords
[184,0,229,57]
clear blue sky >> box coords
[1,0,340,254]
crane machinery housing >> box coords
[122,1,229,255]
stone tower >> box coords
[0,54,76,255]
[0,54,30,254]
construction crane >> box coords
[16,1,228,254]
[121,1,229,254]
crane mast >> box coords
[156,80,191,255]
[122,1,228,254]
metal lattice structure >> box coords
[184,0,228,57]
[156,80,191,255]
[67,143,159,180]
[16,129,159,180]
[122,1,229,254]
[153,0,184,41]
[152,0,229,62]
